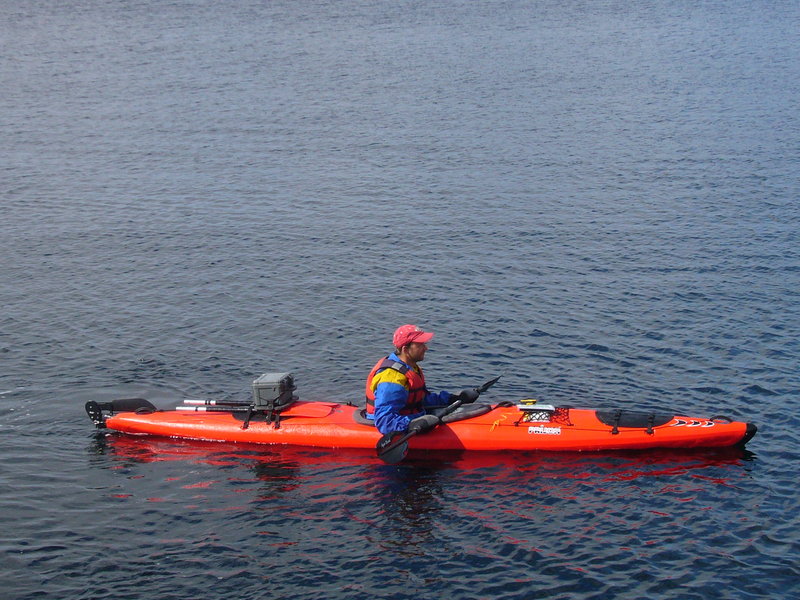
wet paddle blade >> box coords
[376,431,413,464]
[380,440,409,464]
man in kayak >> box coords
[365,324,479,435]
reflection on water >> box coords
[90,433,754,481]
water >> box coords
[2,1,798,598]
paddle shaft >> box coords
[176,405,252,413]
[183,399,252,407]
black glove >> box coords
[455,388,480,404]
[407,414,440,434]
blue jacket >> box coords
[368,352,452,434]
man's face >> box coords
[405,341,428,362]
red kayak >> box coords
[86,397,756,453]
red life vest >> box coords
[365,357,427,416]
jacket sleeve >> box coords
[423,389,453,407]
[373,381,414,434]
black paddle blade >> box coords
[477,375,502,394]
[376,431,411,464]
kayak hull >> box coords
[99,401,756,452]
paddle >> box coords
[376,375,502,464]
[176,402,336,418]
[182,399,252,406]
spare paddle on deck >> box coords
[177,402,336,419]
[376,375,502,464]
[183,399,252,406]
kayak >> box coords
[86,397,756,453]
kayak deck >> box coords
[94,401,757,452]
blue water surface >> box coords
[1,1,798,599]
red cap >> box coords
[393,324,434,348]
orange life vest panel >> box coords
[365,357,427,416]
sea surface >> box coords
[2,1,799,599]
